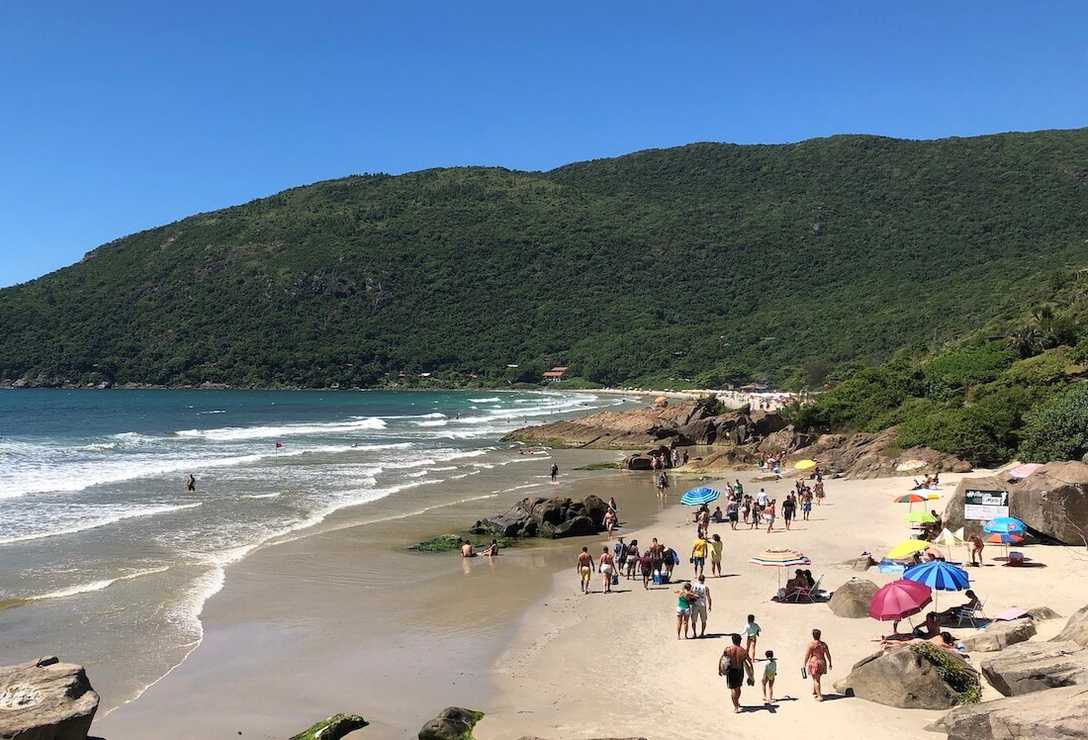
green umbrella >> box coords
[906,511,937,524]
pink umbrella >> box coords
[994,607,1029,621]
[868,578,933,621]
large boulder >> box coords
[981,641,1088,696]
[1053,603,1088,646]
[473,496,608,539]
[290,713,368,740]
[959,618,1037,652]
[419,706,484,740]
[827,578,880,618]
[928,684,1088,739]
[0,657,99,740]
[943,463,1088,543]
[834,644,979,709]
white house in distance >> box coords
[542,366,569,383]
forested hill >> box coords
[2,128,1088,389]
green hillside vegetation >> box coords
[1,129,1088,390]
[787,280,1088,465]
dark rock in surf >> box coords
[418,706,484,740]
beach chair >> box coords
[802,575,825,603]
[952,599,986,629]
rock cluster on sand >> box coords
[790,427,972,479]
[928,684,1088,739]
[289,713,369,740]
[827,578,880,619]
[472,495,608,539]
[418,707,484,740]
[834,644,980,709]
[0,657,99,740]
[981,641,1088,696]
[959,617,1036,652]
[944,462,1088,543]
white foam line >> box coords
[0,503,204,545]
[31,566,171,601]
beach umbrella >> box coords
[985,532,1024,544]
[795,459,816,471]
[926,493,941,501]
[750,547,810,589]
[934,527,965,559]
[869,579,933,622]
[906,511,937,525]
[903,561,969,608]
[983,516,1026,535]
[894,493,927,511]
[680,486,721,506]
[887,539,931,559]
[1009,463,1040,480]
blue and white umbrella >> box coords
[903,560,969,609]
[903,561,970,591]
[680,486,721,506]
[983,516,1026,535]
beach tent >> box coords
[681,486,721,506]
[934,527,965,558]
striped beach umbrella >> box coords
[894,494,927,504]
[750,548,810,589]
[680,486,721,506]
[903,561,969,608]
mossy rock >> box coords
[910,643,981,704]
[410,534,513,552]
[289,712,368,740]
[418,706,485,740]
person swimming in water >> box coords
[186,474,196,492]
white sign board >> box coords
[964,489,1009,521]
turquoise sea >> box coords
[0,389,618,705]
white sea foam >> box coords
[469,397,501,403]
[0,503,203,545]
[241,492,282,499]
[32,566,171,600]
[174,416,386,441]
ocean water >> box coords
[0,388,618,706]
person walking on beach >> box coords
[615,537,628,573]
[745,614,761,656]
[599,546,615,593]
[186,474,196,492]
[803,628,833,700]
[719,634,754,713]
[664,545,679,580]
[650,538,664,579]
[690,574,712,638]
[782,494,796,531]
[765,499,777,533]
[761,649,778,703]
[690,536,708,578]
[675,582,697,639]
[801,489,813,521]
[709,533,723,577]
[577,546,594,594]
[550,463,559,482]
[639,547,653,589]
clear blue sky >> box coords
[2,2,1086,287]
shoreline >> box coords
[92,448,662,739]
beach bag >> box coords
[611,573,619,586]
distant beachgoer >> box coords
[481,539,499,557]
[639,548,653,589]
[624,539,639,579]
[186,474,196,492]
[664,546,679,579]
[782,494,796,530]
[803,628,833,700]
[550,463,559,482]
[765,499,776,533]
[814,480,825,504]
[801,491,813,521]
[614,536,627,570]
[709,533,723,577]
[913,611,941,639]
[690,574,712,638]
[577,546,594,594]
[604,509,617,534]
[719,633,754,713]
[609,496,618,513]
[761,649,778,703]
[460,540,476,558]
[756,488,769,508]
[650,538,664,577]
[745,614,761,656]
[938,589,981,624]
[599,546,615,593]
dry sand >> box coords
[476,468,1088,740]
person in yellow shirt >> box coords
[690,536,709,578]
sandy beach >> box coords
[475,468,1087,740]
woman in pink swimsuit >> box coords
[803,628,833,700]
